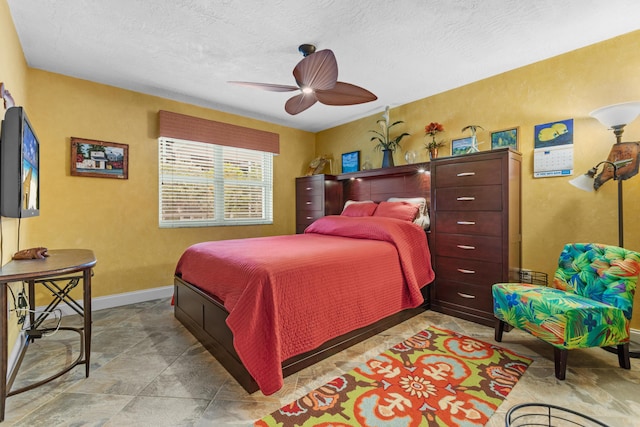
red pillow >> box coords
[373,201,419,222]
[341,202,378,217]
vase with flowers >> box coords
[425,122,446,159]
[369,106,410,168]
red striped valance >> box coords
[158,110,280,154]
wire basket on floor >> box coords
[505,403,610,427]
[518,270,548,286]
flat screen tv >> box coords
[0,106,40,218]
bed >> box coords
[174,164,434,395]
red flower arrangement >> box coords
[425,122,444,136]
[425,122,446,149]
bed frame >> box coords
[174,162,432,394]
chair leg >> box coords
[554,347,568,380]
[618,343,631,369]
[494,319,505,342]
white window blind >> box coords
[159,137,273,228]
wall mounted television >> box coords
[0,106,40,218]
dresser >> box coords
[295,174,343,234]
[430,149,521,326]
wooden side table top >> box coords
[0,249,96,283]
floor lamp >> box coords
[569,100,640,358]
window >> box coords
[159,137,273,228]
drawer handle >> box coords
[457,268,476,274]
[457,221,476,225]
[305,201,312,205]
[457,197,475,201]
[306,216,313,220]
[305,187,312,190]
[456,245,476,250]
[457,292,476,299]
[457,172,476,177]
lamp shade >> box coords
[590,101,640,128]
[569,172,596,192]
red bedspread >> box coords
[175,215,434,395]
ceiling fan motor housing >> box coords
[298,44,316,57]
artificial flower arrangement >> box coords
[461,124,484,152]
[370,106,410,152]
[461,124,484,135]
[424,122,446,150]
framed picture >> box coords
[491,127,519,150]
[71,137,129,179]
[341,150,360,173]
[451,137,474,156]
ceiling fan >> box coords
[229,44,377,115]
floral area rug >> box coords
[255,325,532,427]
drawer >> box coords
[203,296,234,345]
[296,210,323,234]
[435,185,502,211]
[434,159,502,187]
[434,279,494,313]
[175,282,204,327]
[296,186,323,200]
[297,209,323,223]
[434,234,501,262]
[434,256,502,286]
[296,195,323,210]
[296,175,324,194]
[434,211,502,236]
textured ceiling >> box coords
[7,0,640,132]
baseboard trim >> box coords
[87,285,174,313]
[8,285,174,377]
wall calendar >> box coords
[533,119,574,178]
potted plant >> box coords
[424,122,446,159]
[369,106,410,167]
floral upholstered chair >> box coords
[492,243,640,380]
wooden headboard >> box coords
[336,162,432,211]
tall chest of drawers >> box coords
[430,149,521,326]
[295,174,343,234]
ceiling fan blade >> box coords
[315,82,377,106]
[228,81,299,92]
[285,93,318,115]
[293,49,338,91]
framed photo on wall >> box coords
[341,150,360,173]
[71,137,129,179]
[451,137,474,156]
[491,127,519,151]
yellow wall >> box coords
[317,30,640,328]
[23,71,315,298]
[0,0,31,353]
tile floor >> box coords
[2,298,639,426]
